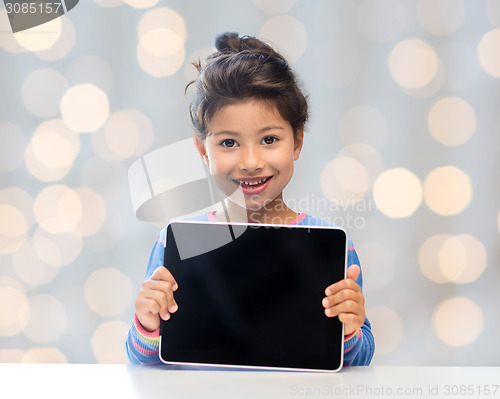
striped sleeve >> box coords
[342,239,375,366]
[125,229,166,365]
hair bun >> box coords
[215,32,242,53]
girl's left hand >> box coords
[322,265,365,336]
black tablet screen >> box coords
[160,222,346,371]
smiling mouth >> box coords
[233,176,272,188]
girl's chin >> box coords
[227,197,273,212]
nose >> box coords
[239,144,264,172]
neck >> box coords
[216,194,299,225]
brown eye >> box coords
[262,136,278,145]
[221,139,237,148]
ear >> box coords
[293,128,304,161]
[193,135,209,167]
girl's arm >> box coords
[125,231,168,365]
[341,241,375,366]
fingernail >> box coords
[322,298,329,307]
[163,313,170,320]
[325,289,331,296]
[169,304,178,313]
[173,284,178,291]
[325,308,332,316]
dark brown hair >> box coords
[187,32,309,140]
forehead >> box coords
[209,99,289,132]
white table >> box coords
[0,363,498,399]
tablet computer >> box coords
[159,221,347,372]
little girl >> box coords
[126,32,374,367]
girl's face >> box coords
[194,98,303,212]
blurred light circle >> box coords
[253,0,297,14]
[0,188,34,255]
[33,227,83,267]
[477,29,500,78]
[389,39,438,89]
[338,143,384,186]
[34,185,82,234]
[486,0,500,27]
[94,0,124,7]
[0,122,26,172]
[419,234,452,283]
[22,348,68,363]
[401,58,445,99]
[417,0,465,36]
[0,349,25,362]
[139,28,183,57]
[0,286,30,336]
[356,241,394,292]
[25,119,80,182]
[23,294,67,343]
[137,8,186,41]
[428,97,476,146]
[367,306,403,355]
[0,204,28,254]
[104,109,154,159]
[34,16,75,61]
[124,0,159,8]
[74,187,106,237]
[60,84,110,133]
[137,36,185,77]
[66,55,114,93]
[313,39,360,88]
[92,320,130,363]
[13,240,60,287]
[320,156,369,206]
[32,132,75,169]
[0,187,34,250]
[14,17,61,51]
[136,8,186,77]
[373,168,422,218]
[85,268,133,316]
[259,16,308,63]
[0,204,27,238]
[0,9,25,53]
[433,297,483,346]
[22,69,68,118]
[439,234,487,283]
[357,0,406,43]
[423,166,472,216]
[339,106,388,149]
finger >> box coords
[325,278,361,296]
[324,299,364,318]
[150,266,178,291]
[143,279,179,314]
[135,296,161,317]
[142,286,177,318]
[322,289,364,310]
[346,264,360,282]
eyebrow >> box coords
[211,126,285,136]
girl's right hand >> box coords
[135,266,178,332]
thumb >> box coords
[346,264,360,281]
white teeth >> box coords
[239,178,268,186]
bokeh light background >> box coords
[1,0,499,366]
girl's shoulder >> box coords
[294,214,335,227]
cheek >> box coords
[271,151,295,173]
[207,152,233,176]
